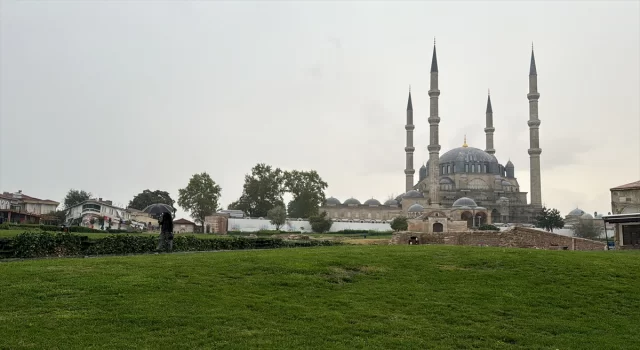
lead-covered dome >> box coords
[439,146,499,164]
[384,199,399,207]
[568,208,585,216]
[407,203,424,212]
[325,197,341,206]
[343,198,361,206]
[364,198,381,206]
[403,190,424,198]
[452,197,478,208]
[581,213,594,220]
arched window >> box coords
[447,165,451,174]
[465,164,469,172]
[471,164,475,173]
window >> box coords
[453,164,456,173]
[465,164,468,172]
[471,164,475,173]
[82,204,101,213]
[447,165,451,174]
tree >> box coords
[229,164,286,218]
[284,170,328,219]
[267,205,287,231]
[64,189,91,209]
[309,211,332,233]
[572,219,600,239]
[177,172,222,226]
[534,206,565,232]
[390,216,408,232]
[128,190,175,211]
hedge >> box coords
[0,223,134,234]
[6,231,342,259]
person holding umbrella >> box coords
[157,211,174,252]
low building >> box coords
[610,180,640,214]
[173,218,196,233]
[0,191,60,224]
[66,198,131,230]
[603,213,640,249]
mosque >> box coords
[320,43,544,229]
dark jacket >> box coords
[161,214,173,233]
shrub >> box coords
[309,212,332,233]
[7,232,342,259]
[390,217,408,232]
[478,224,500,231]
[13,231,84,258]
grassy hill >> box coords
[1,245,638,349]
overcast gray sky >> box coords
[1,0,639,220]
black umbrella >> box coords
[142,203,175,219]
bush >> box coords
[309,212,332,233]
[478,224,500,231]
[8,232,342,258]
[390,217,408,232]
[12,231,84,258]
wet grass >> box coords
[1,245,639,349]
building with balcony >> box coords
[65,198,131,230]
[0,190,60,224]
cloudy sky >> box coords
[1,0,639,220]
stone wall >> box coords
[611,187,640,214]
[204,214,229,235]
[390,226,606,251]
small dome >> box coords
[501,180,513,186]
[364,198,381,206]
[343,198,361,206]
[452,197,478,208]
[325,197,341,205]
[568,208,584,216]
[595,213,604,219]
[403,190,424,198]
[506,160,514,168]
[581,213,594,220]
[407,203,424,212]
[395,194,404,202]
[384,199,399,206]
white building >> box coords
[66,198,131,230]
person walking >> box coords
[157,212,174,252]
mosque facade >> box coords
[320,43,543,227]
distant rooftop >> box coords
[610,180,640,191]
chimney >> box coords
[106,200,113,206]
[98,197,102,202]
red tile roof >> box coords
[173,218,195,225]
[611,180,640,191]
[0,192,59,205]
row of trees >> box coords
[227,163,328,219]
[57,163,328,228]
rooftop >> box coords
[610,180,640,191]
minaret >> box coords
[404,88,415,192]
[427,40,441,206]
[484,90,495,155]
[527,46,542,207]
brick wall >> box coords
[390,227,605,251]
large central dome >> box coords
[439,146,499,164]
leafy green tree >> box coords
[534,206,565,232]
[128,190,175,211]
[390,216,408,232]
[285,170,328,219]
[64,189,91,209]
[178,172,222,225]
[229,163,286,217]
[572,219,600,239]
[267,205,287,231]
[45,210,67,225]
[309,211,332,233]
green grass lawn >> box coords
[1,246,639,349]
